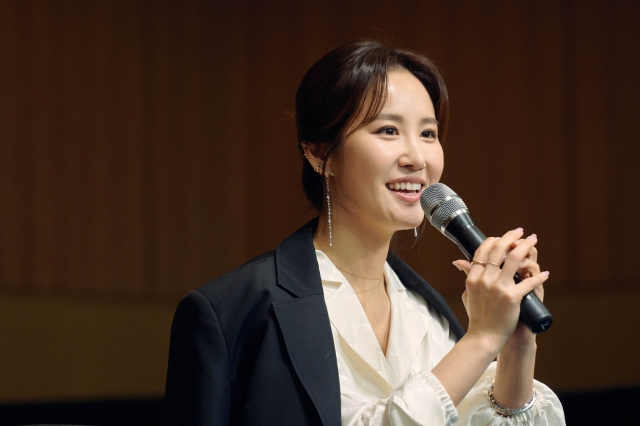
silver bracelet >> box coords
[487,382,536,417]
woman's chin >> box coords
[390,212,425,231]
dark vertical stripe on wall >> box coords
[559,0,579,291]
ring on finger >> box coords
[486,261,501,267]
[471,260,487,267]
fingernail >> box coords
[541,271,550,277]
[526,233,537,241]
[514,227,523,233]
[452,261,463,271]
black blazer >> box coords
[162,218,465,426]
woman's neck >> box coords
[313,210,392,289]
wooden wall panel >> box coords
[0,0,639,399]
[2,0,635,302]
[0,0,240,300]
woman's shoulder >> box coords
[195,250,279,303]
[191,218,320,311]
[171,250,285,346]
[173,218,322,340]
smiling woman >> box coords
[162,40,566,425]
[308,69,443,243]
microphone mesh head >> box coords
[420,183,468,230]
[420,183,458,216]
[430,197,468,229]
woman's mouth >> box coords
[386,182,423,194]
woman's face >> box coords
[331,69,444,235]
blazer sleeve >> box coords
[162,290,231,426]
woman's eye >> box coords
[422,129,437,139]
[375,126,398,136]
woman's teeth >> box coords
[386,182,422,192]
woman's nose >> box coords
[399,136,425,169]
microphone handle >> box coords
[445,214,553,334]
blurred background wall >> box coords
[1,0,639,404]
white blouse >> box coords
[316,250,566,425]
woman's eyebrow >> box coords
[375,113,439,126]
[376,113,404,122]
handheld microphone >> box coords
[420,183,553,334]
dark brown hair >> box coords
[295,39,450,211]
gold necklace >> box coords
[335,266,385,294]
[353,275,385,295]
[335,265,381,280]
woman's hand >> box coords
[505,238,544,347]
[453,228,549,354]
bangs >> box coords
[341,60,405,138]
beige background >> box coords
[1,0,639,401]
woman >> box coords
[162,40,565,425]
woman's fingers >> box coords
[467,229,525,286]
[511,271,549,300]
[459,255,540,281]
[466,237,498,282]
[453,260,471,275]
[517,258,541,279]
[461,231,541,282]
[458,229,548,344]
[486,228,526,266]
[500,234,538,279]
[517,240,538,263]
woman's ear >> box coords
[301,143,330,175]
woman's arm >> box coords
[162,291,231,426]
[492,239,544,408]
[494,339,537,407]
[455,361,566,425]
[433,228,549,406]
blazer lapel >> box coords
[272,219,341,426]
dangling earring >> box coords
[414,227,418,238]
[326,174,332,247]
